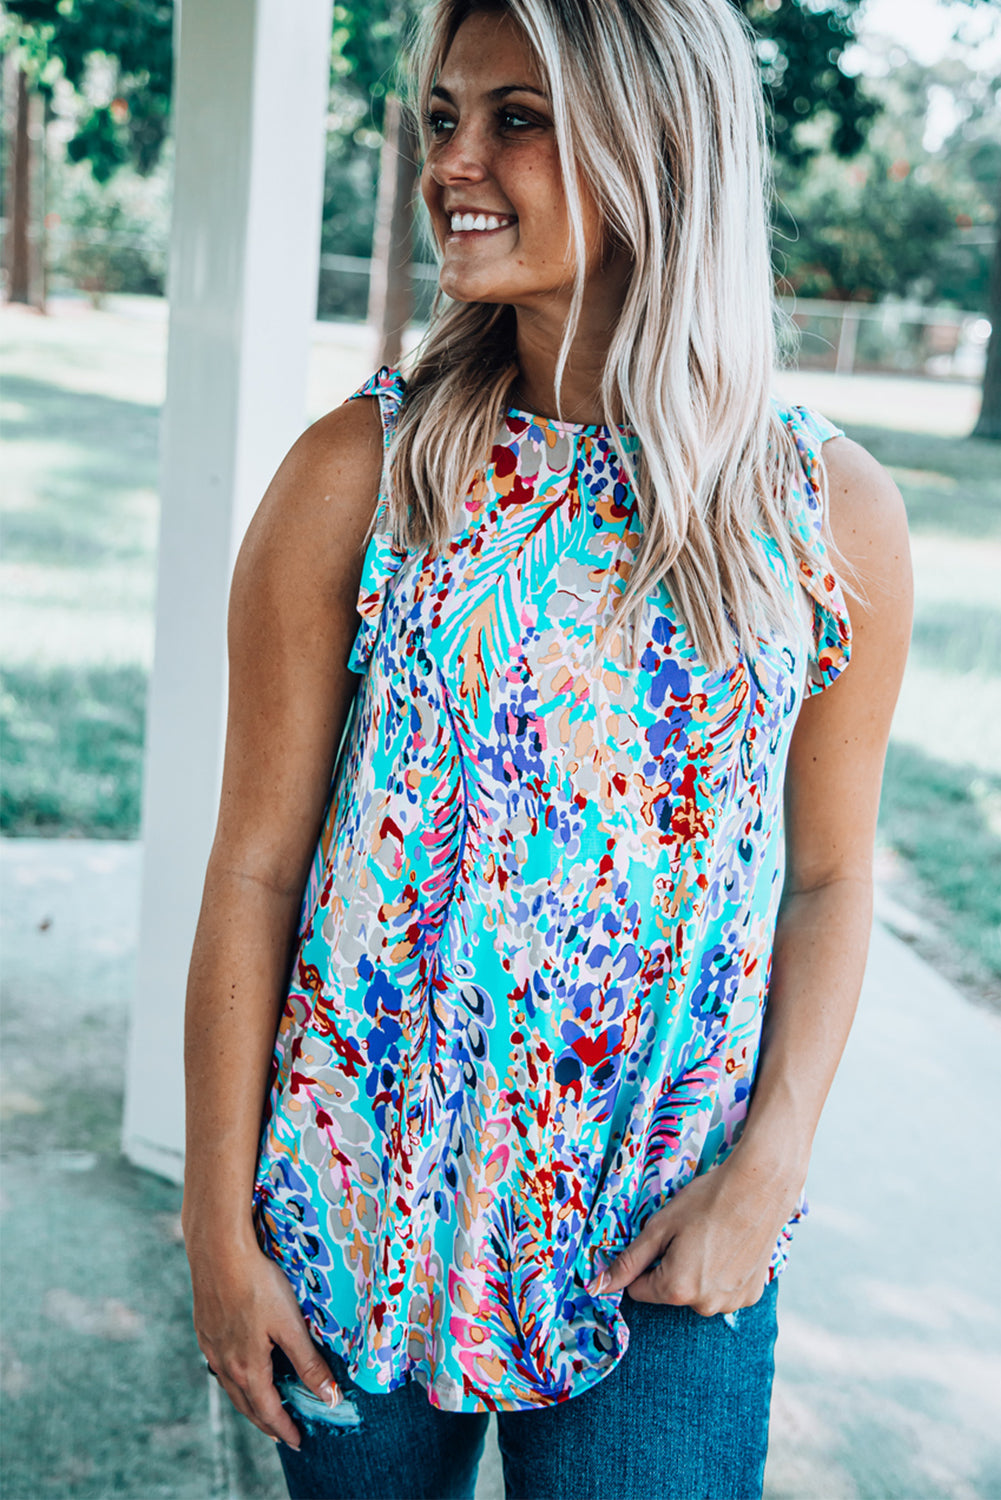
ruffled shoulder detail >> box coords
[346,367,408,674]
[771,399,852,696]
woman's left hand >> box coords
[587,1148,804,1315]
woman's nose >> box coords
[430,125,489,185]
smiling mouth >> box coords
[448,211,517,235]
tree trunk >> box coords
[32,89,48,312]
[7,66,31,304]
[973,176,1001,440]
[368,94,420,370]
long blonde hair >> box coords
[389,0,839,670]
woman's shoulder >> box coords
[769,395,844,451]
[820,431,910,581]
[233,387,387,607]
[769,395,907,553]
[278,395,385,519]
[342,365,408,445]
[286,365,406,476]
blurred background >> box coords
[1,1,999,1497]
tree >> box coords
[2,0,173,308]
[774,46,999,308]
[5,61,36,303]
[327,0,422,362]
[733,0,878,168]
[973,175,1001,437]
[946,0,1001,438]
[368,93,421,366]
[4,0,173,181]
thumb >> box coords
[587,1216,672,1296]
[280,1326,342,1409]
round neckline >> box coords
[504,405,637,439]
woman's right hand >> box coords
[188,1236,341,1451]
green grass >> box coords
[843,423,1001,539]
[1,374,161,565]
[1,665,147,837]
[836,416,1001,993]
[908,602,1001,680]
[878,743,1001,988]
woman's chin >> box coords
[438,265,515,306]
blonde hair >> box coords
[389,0,841,670]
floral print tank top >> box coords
[252,367,851,1413]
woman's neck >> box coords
[511,260,631,425]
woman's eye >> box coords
[425,110,455,136]
[499,109,536,131]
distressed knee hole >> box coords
[276,1375,363,1434]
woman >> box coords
[182,2,912,1497]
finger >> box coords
[621,1244,696,1306]
[243,1365,304,1451]
[208,1347,302,1451]
[215,1369,299,1450]
[279,1328,342,1410]
[623,1262,692,1305]
[588,1223,672,1295]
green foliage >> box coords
[735,0,879,165]
[331,0,420,133]
[320,99,381,267]
[4,0,174,179]
[318,0,424,299]
[777,154,959,302]
[0,665,147,838]
[775,48,1001,307]
[49,151,171,300]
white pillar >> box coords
[122,0,334,1181]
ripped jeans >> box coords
[271,1277,779,1500]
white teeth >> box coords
[449,212,515,232]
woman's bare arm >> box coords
[596,434,913,1311]
[726,435,913,1190]
[181,396,383,1446]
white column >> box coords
[122,0,334,1181]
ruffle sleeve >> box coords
[346,366,409,675]
[775,401,853,696]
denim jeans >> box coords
[274,1278,780,1500]
[272,1276,779,1500]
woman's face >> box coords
[421,9,607,312]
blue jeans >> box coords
[271,1277,779,1500]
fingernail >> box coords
[319,1380,341,1407]
[587,1271,608,1294]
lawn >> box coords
[2,298,999,1002]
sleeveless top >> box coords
[252,367,851,1413]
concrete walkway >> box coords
[2,837,999,1499]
